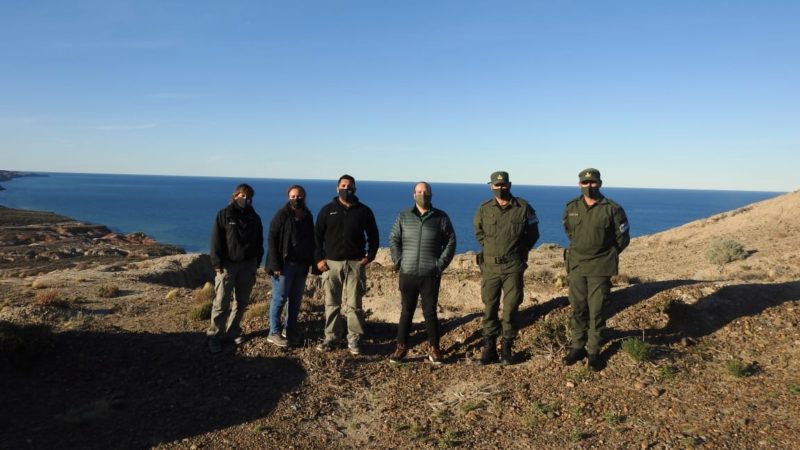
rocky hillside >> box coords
[1,191,798,449]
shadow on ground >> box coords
[0,325,306,450]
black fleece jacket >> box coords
[314,196,379,262]
[209,203,264,269]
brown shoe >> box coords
[428,346,444,365]
[389,344,408,364]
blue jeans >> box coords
[269,262,309,336]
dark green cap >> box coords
[578,168,601,182]
[488,171,510,184]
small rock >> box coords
[565,381,575,388]
[648,387,665,397]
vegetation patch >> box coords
[189,302,212,321]
[245,302,268,321]
[96,284,119,298]
[705,238,747,266]
[724,359,757,378]
[34,289,69,308]
[621,337,652,362]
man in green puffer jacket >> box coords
[388,182,456,365]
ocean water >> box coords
[0,172,783,254]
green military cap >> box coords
[578,168,601,182]
[488,171,510,184]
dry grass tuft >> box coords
[34,289,69,308]
[96,284,120,298]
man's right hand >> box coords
[316,260,329,272]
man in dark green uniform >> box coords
[562,168,630,371]
[474,171,539,365]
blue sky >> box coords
[1,1,798,191]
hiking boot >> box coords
[348,340,362,356]
[280,328,287,339]
[208,337,222,354]
[389,344,408,364]
[428,346,444,366]
[587,353,602,372]
[500,339,514,365]
[267,333,289,347]
[562,348,587,366]
[479,337,498,365]
[316,339,336,352]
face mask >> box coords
[338,188,354,202]
[493,189,511,201]
[289,198,304,209]
[414,194,431,209]
[235,197,250,209]
[581,186,601,199]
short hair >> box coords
[414,181,431,194]
[232,183,255,200]
[338,174,356,185]
[287,184,306,197]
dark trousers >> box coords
[480,270,524,340]
[397,274,441,348]
[567,273,611,355]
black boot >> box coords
[479,337,498,365]
[500,339,514,365]
[587,353,602,372]
[562,348,587,366]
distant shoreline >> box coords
[0,170,46,191]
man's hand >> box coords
[316,260,329,272]
[359,256,370,266]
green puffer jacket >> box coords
[389,206,456,277]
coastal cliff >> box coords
[1,191,799,449]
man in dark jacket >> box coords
[265,185,315,347]
[562,168,630,371]
[207,183,264,353]
[388,182,456,365]
[314,175,379,355]
[474,171,539,365]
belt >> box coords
[491,256,519,264]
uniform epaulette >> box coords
[480,198,496,206]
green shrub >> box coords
[725,359,755,378]
[705,238,747,266]
[621,337,652,362]
[96,284,120,298]
[189,301,212,321]
[658,365,678,381]
[789,383,800,395]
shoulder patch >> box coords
[528,212,539,225]
[619,222,629,233]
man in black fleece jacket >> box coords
[314,174,379,355]
[206,183,264,353]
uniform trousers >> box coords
[567,272,611,355]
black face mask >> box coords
[289,198,305,209]
[338,188,354,202]
[581,186,601,199]
[493,189,511,201]
[235,197,251,209]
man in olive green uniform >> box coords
[474,171,539,365]
[562,168,630,371]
